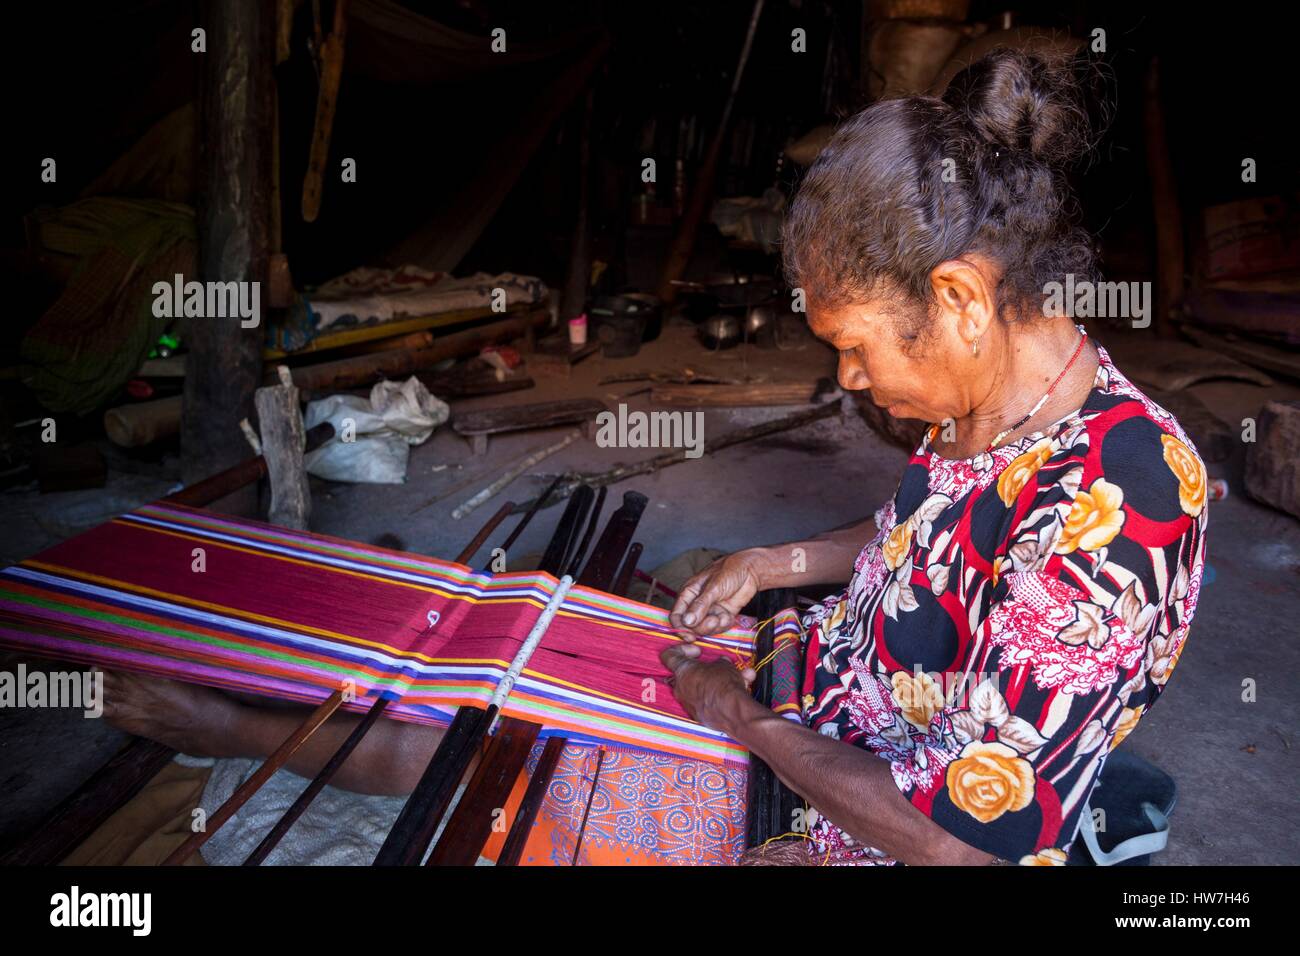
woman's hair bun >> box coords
[941,48,1091,167]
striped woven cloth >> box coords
[0,504,803,765]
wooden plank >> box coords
[1182,327,1300,381]
[745,588,801,849]
[650,382,816,407]
[497,736,566,866]
[426,718,541,866]
[452,398,607,438]
[373,707,489,866]
[283,309,550,394]
[262,303,533,359]
[0,738,177,866]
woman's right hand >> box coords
[669,549,771,639]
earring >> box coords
[972,339,979,358]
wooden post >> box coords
[254,366,311,530]
[1144,56,1183,339]
[560,89,595,321]
[182,0,275,497]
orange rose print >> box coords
[946,741,1036,823]
[1161,434,1206,517]
[1055,478,1126,554]
[1019,847,1068,866]
[1109,706,1143,751]
[891,670,945,731]
[997,439,1054,507]
[882,521,914,571]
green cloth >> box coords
[20,198,196,414]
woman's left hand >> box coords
[659,643,755,733]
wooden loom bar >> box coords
[0,738,177,866]
[611,542,642,599]
[453,500,516,566]
[372,708,488,866]
[163,420,335,508]
[497,736,567,866]
[425,717,541,866]
[563,485,606,576]
[241,696,392,865]
[539,484,594,575]
[163,688,346,865]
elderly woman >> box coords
[660,50,1208,866]
[95,49,1206,868]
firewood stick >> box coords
[451,430,581,520]
[512,401,840,512]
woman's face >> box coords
[806,296,970,424]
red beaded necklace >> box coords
[986,329,1089,452]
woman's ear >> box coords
[929,256,999,347]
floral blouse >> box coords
[797,342,1208,865]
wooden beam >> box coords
[1144,55,1183,339]
[0,738,176,866]
[183,0,275,489]
[649,382,817,407]
[283,309,551,394]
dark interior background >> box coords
[2,0,1296,355]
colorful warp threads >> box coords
[0,503,803,766]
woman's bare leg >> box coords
[100,670,444,795]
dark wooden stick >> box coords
[611,541,642,599]
[425,717,541,866]
[577,491,648,588]
[497,736,566,867]
[493,473,565,563]
[241,695,391,865]
[514,402,839,511]
[163,688,345,864]
[454,500,515,566]
[563,485,607,577]
[570,747,606,865]
[372,705,490,866]
[163,421,334,508]
[539,484,593,575]
[0,737,176,866]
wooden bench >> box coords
[452,398,607,455]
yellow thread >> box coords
[754,829,832,866]
[731,612,806,675]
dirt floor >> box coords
[2,315,1297,865]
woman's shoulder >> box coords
[1056,344,1210,526]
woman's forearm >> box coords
[748,516,877,590]
[722,695,992,865]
